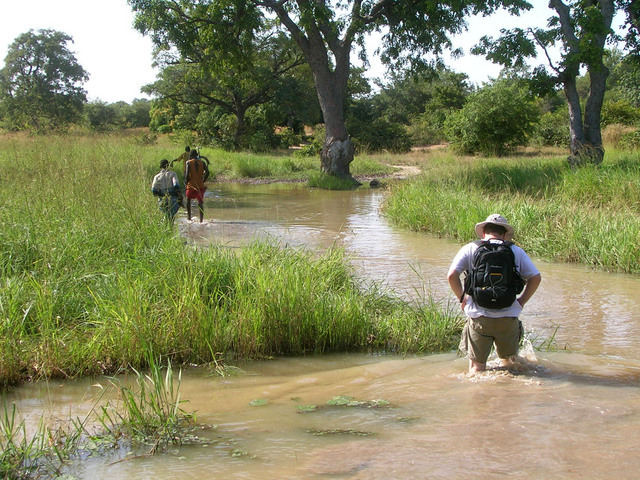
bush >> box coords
[602,124,637,147]
[444,80,540,156]
[601,99,640,127]
[619,128,640,150]
[407,110,448,146]
[350,117,412,154]
[294,124,325,157]
[276,127,302,149]
[533,108,570,147]
[347,102,412,153]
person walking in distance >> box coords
[171,146,191,176]
[151,159,181,223]
[447,214,542,373]
[184,149,209,223]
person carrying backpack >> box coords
[447,214,542,374]
[151,159,182,223]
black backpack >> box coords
[464,240,524,309]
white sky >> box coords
[0,0,157,103]
[0,1,627,103]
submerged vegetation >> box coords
[1,357,197,478]
[0,134,459,387]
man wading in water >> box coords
[184,149,209,223]
[447,214,542,373]
[151,159,181,223]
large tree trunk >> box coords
[311,52,358,183]
[562,69,605,167]
[562,69,585,165]
[580,65,609,166]
[564,63,608,168]
[269,1,358,183]
[314,70,356,180]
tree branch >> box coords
[360,0,395,23]
[548,0,579,49]
[528,27,561,75]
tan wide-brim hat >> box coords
[475,214,514,240]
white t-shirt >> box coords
[449,239,540,318]
[151,169,179,194]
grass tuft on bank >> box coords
[383,148,640,273]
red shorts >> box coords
[186,188,205,203]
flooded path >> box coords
[8,183,640,479]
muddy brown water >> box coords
[7,183,640,479]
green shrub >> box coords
[294,124,325,157]
[619,128,640,150]
[444,80,540,156]
[533,108,570,147]
[276,127,303,149]
[349,117,412,153]
[601,99,640,127]
[407,110,448,146]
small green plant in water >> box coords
[96,355,195,454]
[0,399,86,479]
[327,395,392,408]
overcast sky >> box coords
[0,1,625,104]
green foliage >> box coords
[601,98,640,126]
[85,98,151,131]
[133,2,315,152]
[294,124,325,158]
[444,79,540,156]
[614,53,640,107]
[532,107,570,147]
[0,29,88,131]
[275,127,302,149]
[347,100,412,153]
[370,68,472,145]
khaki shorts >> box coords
[459,316,523,364]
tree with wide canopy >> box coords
[0,29,88,131]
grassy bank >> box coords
[383,148,640,273]
[0,134,459,386]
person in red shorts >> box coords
[184,149,210,222]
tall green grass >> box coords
[383,148,640,273]
[0,134,460,386]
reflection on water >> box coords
[8,183,640,479]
